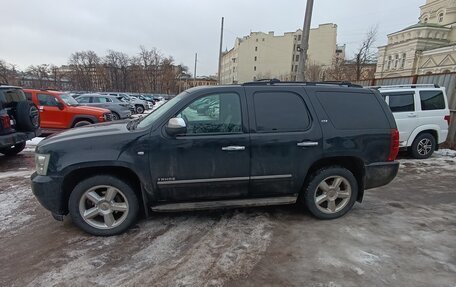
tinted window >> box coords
[253,91,310,132]
[385,93,415,112]
[93,97,110,103]
[178,93,242,134]
[420,90,445,110]
[316,91,389,130]
[76,96,91,103]
[37,94,59,106]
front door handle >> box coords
[297,141,319,147]
[222,146,245,151]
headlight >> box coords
[35,154,50,176]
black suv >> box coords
[0,85,40,156]
[31,81,400,236]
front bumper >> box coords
[364,161,399,190]
[0,130,41,149]
[31,172,67,217]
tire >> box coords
[135,105,144,114]
[302,166,358,220]
[112,112,120,120]
[68,175,139,236]
[15,102,40,132]
[0,142,26,156]
[410,133,435,159]
[73,120,92,128]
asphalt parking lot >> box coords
[0,148,455,287]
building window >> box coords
[295,55,299,62]
[233,67,235,72]
[255,46,258,52]
[254,66,257,71]
[439,12,444,23]
[424,17,428,23]
[298,35,302,41]
[296,44,301,51]
[394,54,399,69]
[254,56,257,61]
[401,53,406,69]
[294,65,298,72]
[256,39,258,42]
[262,38,265,42]
[387,56,392,70]
[291,65,294,72]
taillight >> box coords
[388,129,400,161]
[0,115,11,129]
[444,115,450,125]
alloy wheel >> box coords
[79,185,129,230]
[314,176,352,214]
[417,138,432,156]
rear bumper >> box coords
[0,129,41,148]
[31,172,67,217]
[364,161,399,190]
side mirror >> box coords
[166,117,187,136]
[57,102,64,110]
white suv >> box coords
[377,84,450,159]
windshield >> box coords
[136,92,187,129]
[60,93,79,106]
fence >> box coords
[354,72,456,147]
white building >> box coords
[375,0,456,78]
[220,23,339,84]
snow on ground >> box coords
[0,180,35,234]
[398,149,456,173]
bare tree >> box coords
[305,63,324,81]
[354,26,378,81]
[68,51,101,91]
[0,59,19,85]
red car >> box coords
[24,89,112,133]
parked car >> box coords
[0,85,40,156]
[377,84,450,159]
[31,80,399,236]
[131,94,154,110]
[101,93,147,114]
[24,89,113,134]
[75,94,131,120]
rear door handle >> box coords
[297,141,319,147]
[407,114,417,118]
[222,146,245,151]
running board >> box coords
[151,196,298,212]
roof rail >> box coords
[241,79,362,88]
[367,84,440,89]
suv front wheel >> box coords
[302,167,358,220]
[410,133,435,159]
[68,175,139,236]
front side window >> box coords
[386,93,415,112]
[420,90,445,110]
[37,94,59,107]
[76,96,91,104]
[253,91,310,132]
[178,93,242,135]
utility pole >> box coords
[296,0,314,82]
[193,52,198,87]
[218,17,225,84]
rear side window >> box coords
[420,90,445,110]
[316,91,389,130]
[253,91,310,132]
[0,88,26,104]
[386,93,415,112]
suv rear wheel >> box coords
[0,142,26,156]
[112,112,120,120]
[68,175,139,236]
[410,133,435,159]
[302,167,358,220]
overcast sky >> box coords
[1,0,424,76]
